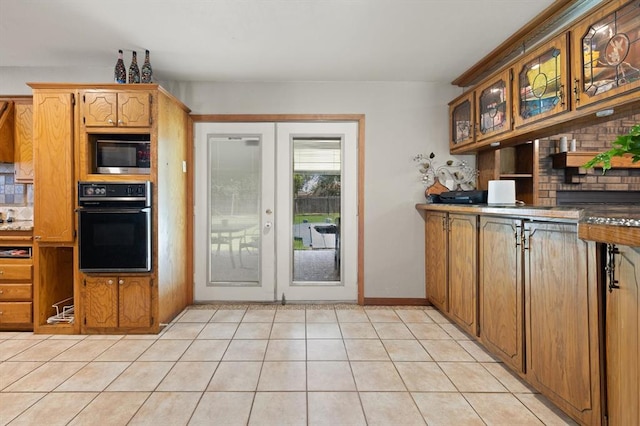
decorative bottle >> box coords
[141,49,153,83]
[128,51,140,84]
[114,50,126,84]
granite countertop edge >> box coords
[0,220,34,232]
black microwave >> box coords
[95,139,151,174]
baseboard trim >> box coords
[363,298,430,306]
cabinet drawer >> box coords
[0,302,32,324]
[0,264,32,280]
[0,284,32,300]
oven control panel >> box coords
[78,181,151,205]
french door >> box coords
[193,121,358,302]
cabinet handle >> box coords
[119,279,124,285]
[607,244,620,292]
[118,119,124,125]
[108,279,113,285]
[0,290,3,294]
[107,119,115,125]
[34,236,41,240]
[0,270,3,275]
[559,84,565,107]
[573,78,580,104]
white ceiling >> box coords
[0,0,556,84]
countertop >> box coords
[415,203,640,246]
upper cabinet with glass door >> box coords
[476,69,512,144]
[514,33,569,128]
[449,91,475,152]
[571,0,640,110]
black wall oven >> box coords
[78,181,152,272]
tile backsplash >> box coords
[0,163,34,208]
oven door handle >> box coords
[76,207,152,214]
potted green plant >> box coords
[583,123,640,172]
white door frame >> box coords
[191,115,365,304]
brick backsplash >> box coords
[537,112,640,205]
[0,163,34,207]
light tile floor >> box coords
[0,305,577,425]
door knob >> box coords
[266,209,273,215]
[265,222,273,229]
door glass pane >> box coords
[208,136,260,285]
[518,47,562,120]
[292,138,341,283]
[479,79,508,135]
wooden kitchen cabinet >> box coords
[0,236,33,331]
[524,221,601,425]
[448,213,478,336]
[32,91,75,243]
[571,0,640,111]
[13,100,34,183]
[82,90,151,127]
[448,91,475,152]
[83,275,152,331]
[513,32,569,128]
[479,216,524,372]
[425,211,448,312]
[475,69,512,145]
[605,243,640,426]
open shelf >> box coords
[552,151,640,183]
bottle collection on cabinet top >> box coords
[114,50,152,84]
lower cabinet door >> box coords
[119,276,152,328]
[448,213,478,336]
[524,222,601,425]
[479,216,524,372]
[84,276,118,328]
[425,211,448,312]
[606,244,640,426]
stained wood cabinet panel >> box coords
[83,275,152,330]
[82,91,151,127]
[32,92,75,243]
[14,101,34,183]
[449,92,475,152]
[524,221,601,425]
[0,250,33,330]
[475,69,512,144]
[571,0,640,110]
[448,213,478,336]
[479,216,524,372]
[606,244,640,426]
[425,211,448,312]
[0,100,15,162]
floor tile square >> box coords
[197,322,238,339]
[180,339,229,361]
[351,361,405,391]
[222,340,268,361]
[412,392,484,425]
[373,322,414,339]
[359,392,426,425]
[306,309,337,323]
[482,362,536,393]
[340,322,378,338]
[336,309,369,322]
[190,392,254,425]
[308,392,366,426]
[0,392,46,425]
[307,361,356,391]
[207,361,262,391]
[395,361,456,392]
[274,309,305,322]
[156,361,218,391]
[306,339,347,360]
[365,309,402,322]
[382,340,432,361]
[257,361,306,391]
[105,361,174,391]
[264,339,306,360]
[0,339,41,361]
[235,322,272,339]
[438,362,508,392]
[160,322,206,340]
[94,340,154,362]
[8,339,78,362]
[306,323,342,339]
[420,339,475,361]
[459,339,501,362]
[243,309,276,322]
[137,339,191,361]
[52,339,116,362]
[440,323,471,340]
[270,322,306,339]
[4,362,86,392]
[344,339,389,360]
[249,392,306,425]
[8,392,97,425]
[211,309,246,322]
[395,309,433,323]
[177,309,216,323]
[463,392,544,425]
[515,393,578,425]
[406,323,451,340]
[68,392,150,426]
[0,361,44,390]
[425,309,453,324]
[128,391,201,426]
[55,361,130,392]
